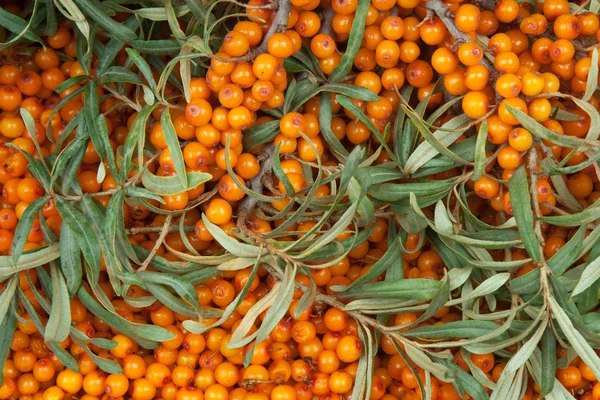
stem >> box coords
[237,144,275,231]
[319,7,335,36]
[126,224,195,235]
[139,215,172,271]
[426,0,495,75]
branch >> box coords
[126,224,195,235]
[426,0,495,72]
[138,215,172,271]
[237,144,276,231]
[319,7,335,36]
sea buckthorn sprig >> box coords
[0,0,600,399]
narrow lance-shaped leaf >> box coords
[508,165,541,262]
[45,264,72,343]
[11,196,48,263]
[0,297,17,385]
[60,221,83,298]
[540,326,556,397]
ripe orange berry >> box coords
[458,43,484,66]
[455,4,481,33]
[462,91,489,119]
[474,176,500,199]
[205,198,233,225]
[509,128,533,152]
[497,146,522,169]
[431,47,458,75]
[268,33,296,58]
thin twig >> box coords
[237,144,276,231]
[126,224,195,235]
[139,215,172,271]
[318,7,335,36]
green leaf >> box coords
[540,198,600,226]
[242,120,279,149]
[342,232,402,290]
[45,264,72,343]
[0,6,43,47]
[73,0,137,42]
[98,66,144,85]
[85,82,120,184]
[0,276,17,328]
[55,197,101,284]
[202,214,263,258]
[130,39,181,55]
[288,82,379,112]
[370,177,460,202]
[547,224,586,276]
[506,103,594,149]
[329,0,370,82]
[77,286,174,347]
[71,335,123,374]
[0,244,60,278]
[337,279,441,301]
[60,221,83,298]
[550,296,600,381]
[18,289,80,372]
[138,271,203,315]
[572,253,600,296]
[504,319,546,374]
[125,48,157,91]
[0,297,16,385]
[141,169,211,195]
[403,106,471,172]
[540,326,556,397]
[404,114,471,174]
[161,109,187,188]
[11,196,48,262]
[583,49,599,102]
[402,320,503,339]
[508,165,541,262]
[319,93,349,159]
[472,121,488,181]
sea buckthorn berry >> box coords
[462,91,489,120]
[310,34,336,58]
[455,4,481,33]
[458,42,484,66]
[509,128,533,152]
[496,73,522,98]
[186,98,213,127]
[497,146,522,169]
[578,12,600,36]
[280,112,305,139]
[222,31,250,57]
[521,72,545,96]
[488,33,512,56]
[431,47,458,75]
[495,0,519,23]
[557,365,582,388]
[549,39,575,64]
[474,176,500,199]
[419,17,447,45]
[568,173,594,199]
[554,14,581,40]
[498,98,527,125]
[56,369,83,394]
[405,60,433,88]
[218,84,244,109]
[336,335,362,363]
[206,198,233,225]
[381,16,405,40]
[375,40,400,68]
[268,33,296,58]
[528,98,552,122]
